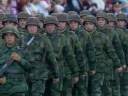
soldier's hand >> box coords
[72,76,79,84]
[53,78,59,84]
[11,52,21,62]
[0,77,6,85]
[116,67,123,73]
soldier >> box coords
[0,26,29,96]
[97,11,125,96]
[56,13,85,96]
[80,10,91,25]
[68,14,96,96]
[83,15,123,96]
[17,11,29,34]
[107,13,127,96]
[116,13,128,96]
[44,16,79,96]
[17,12,30,48]
[24,17,59,96]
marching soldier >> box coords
[44,16,79,96]
[24,17,59,96]
[0,26,29,96]
[83,15,123,96]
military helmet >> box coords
[68,11,78,15]
[80,10,91,17]
[117,13,127,22]
[26,17,40,27]
[51,13,58,17]
[4,14,18,24]
[68,14,80,23]
[107,13,117,22]
[18,11,29,19]
[56,13,68,22]
[96,11,107,20]
[1,26,19,39]
[83,15,97,25]
[44,16,58,26]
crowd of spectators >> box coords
[0,0,128,16]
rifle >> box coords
[0,36,35,76]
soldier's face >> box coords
[69,21,79,31]
[18,19,27,28]
[58,22,67,30]
[27,25,38,34]
[45,24,56,33]
[97,17,106,27]
[117,20,126,28]
[4,33,16,46]
[108,21,116,27]
[84,22,95,32]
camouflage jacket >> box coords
[23,33,59,79]
[0,44,29,93]
[71,26,96,72]
[97,26,126,66]
[87,29,121,73]
[46,30,79,78]
[62,28,86,75]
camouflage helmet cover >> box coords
[117,13,127,22]
[18,11,29,19]
[1,26,19,39]
[26,17,40,27]
[83,15,97,25]
[56,13,68,22]
[44,16,58,25]
[68,14,80,23]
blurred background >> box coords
[0,0,128,16]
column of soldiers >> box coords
[0,10,128,96]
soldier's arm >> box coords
[112,32,126,66]
[104,35,121,69]
[63,38,79,77]
[72,34,86,75]
[44,37,59,78]
[86,34,96,71]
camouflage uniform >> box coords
[97,12,124,96]
[56,13,86,96]
[117,13,128,96]
[44,16,79,96]
[24,17,58,96]
[83,15,122,96]
[107,13,127,96]
[68,14,96,96]
[0,26,29,96]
